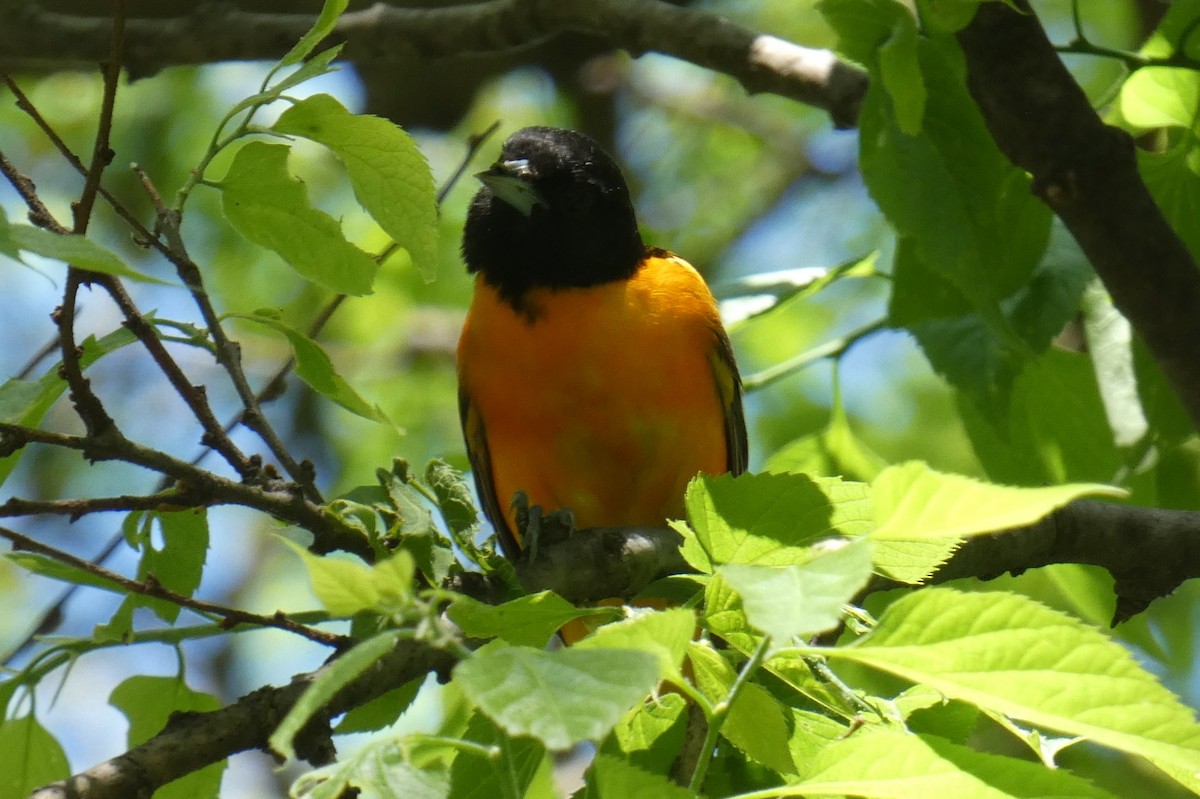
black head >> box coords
[461,127,645,310]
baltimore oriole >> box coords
[457,126,747,608]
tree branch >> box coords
[503,500,1200,621]
[0,0,867,128]
[925,499,1200,624]
[30,637,455,799]
[956,1,1200,431]
[0,422,372,559]
[0,524,348,648]
[27,495,1198,798]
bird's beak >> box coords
[476,158,545,217]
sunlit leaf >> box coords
[219,141,378,295]
[682,472,860,571]
[454,644,659,750]
[0,206,168,283]
[719,538,873,640]
[274,93,438,279]
[788,728,1115,798]
[575,607,696,684]
[0,714,70,797]
[590,754,698,799]
[110,675,224,799]
[277,0,349,68]
[871,461,1124,540]
[231,310,391,424]
[813,589,1200,792]
[448,591,597,648]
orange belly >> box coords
[458,254,729,534]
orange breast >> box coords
[457,254,729,532]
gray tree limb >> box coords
[30,638,455,799]
[508,499,1200,625]
[957,1,1200,431]
[0,0,868,128]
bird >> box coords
[457,126,747,609]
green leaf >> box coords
[787,707,853,766]
[918,0,985,32]
[788,729,1115,798]
[603,693,689,774]
[424,459,481,552]
[719,538,874,641]
[870,461,1125,540]
[764,388,888,481]
[6,551,129,595]
[687,641,797,775]
[814,589,1200,792]
[860,39,1051,309]
[280,537,377,615]
[574,608,696,684]
[136,510,210,624]
[878,14,925,135]
[110,675,224,799]
[889,217,1090,410]
[219,141,378,295]
[274,94,438,279]
[273,45,343,95]
[231,310,391,423]
[292,732,451,799]
[280,537,414,616]
[819,0,909,65]
[0,206,168,283]
[373,550,416,609]
[959,348,1123,486]
[377,469,455,584]
[682,472,859,570]
[270,630,401,760]
[590,754,697,799]
[1120,67,1200,130]
[333,679,423,735]
[454,644,660,750]
[447,591,597,648]
[277,0,349,68]
[871,538,960,584]
[0,714,70,797]
[447,710,547,799]
[1137,137,1200,265]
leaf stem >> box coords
[742,318,886,392]
[687,635,772,792]
[0,524,348,647]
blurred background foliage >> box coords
[1,0,1195,795]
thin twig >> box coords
[437,119,501,205]
[0,422,371,559]
[1,531,128,667]
[0,150,66,231]
[99,276,258,480]
[50,0,128,439]
[72,0,125,237]
[3,76,165,250]
[142,166,323,500]
[741,318,887,392]
[0,524,348,648]
[15,336,60,380]
[0,489,203,520]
